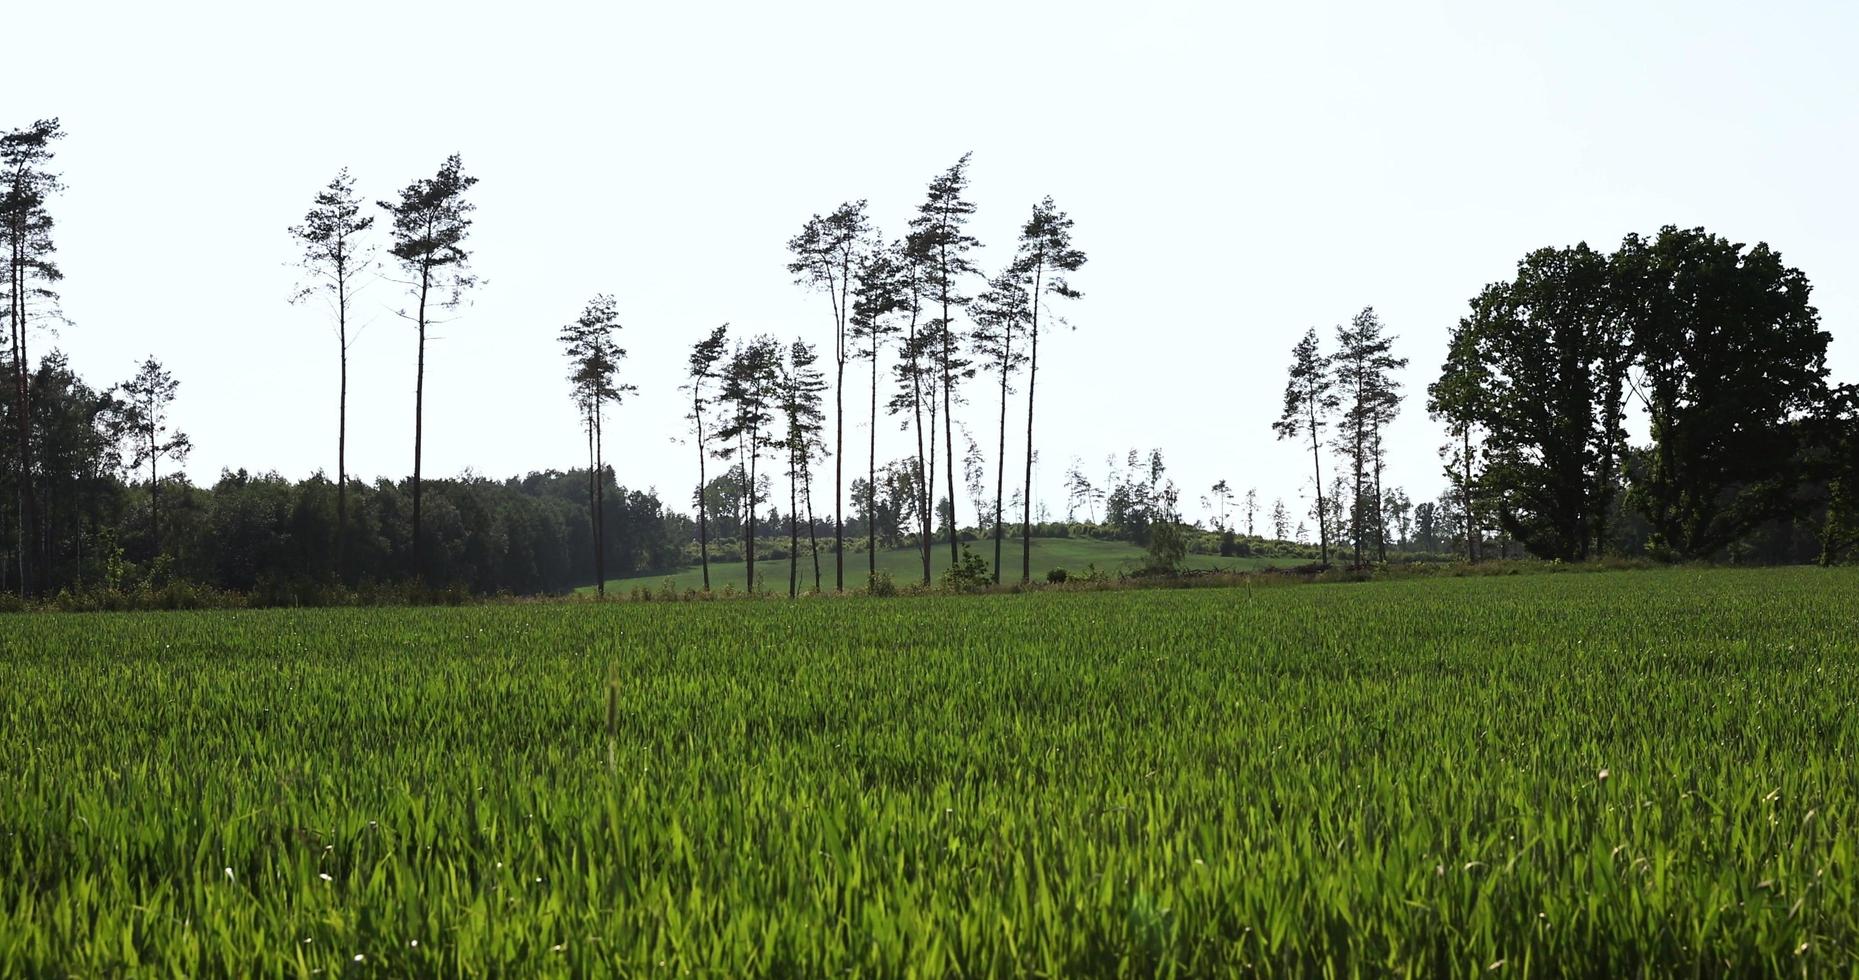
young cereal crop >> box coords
[0,567,1855,975]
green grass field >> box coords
[3,568,1857,974]
[590,535,1284,593]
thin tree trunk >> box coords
[149,436,160,556]
[868,336,879,587]
[993,326,1010,583]
[1464,426,1476,563]
[1309,396,1328,565]
[587,409,599,595]
[1022,265,1043,584]
[337,272,348,583]
[412,267,429,584]
[694,390,711,591]
[909,314,930,585]
[835,348,844,593]
[594,401,607,597]
[12,235,37,597]
[805,460,821,592]
[939,253,958,567]
[745,441,757,593]
[788,451,798,599]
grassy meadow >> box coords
[2,567,1857,975]
[590,535,1284,594]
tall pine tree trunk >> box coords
[412,269,429,583]
[1309,397,1328,565]
[993,332,1010,583]
[336,277,349,584]
[834,352,844,592]
[1021,269,1044,584]
[788,452,798,599]
[909,320,930,585]
[586,410,598,595]
[868,339,879,587]
[694,391,710,591]
[594,402,607,596]
[940,284,958,567]
[745,443,758,593]
[11,238,37,597]
[805,460,821,592]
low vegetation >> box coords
[2,567,1854,974]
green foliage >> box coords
[1145,520,1188,573]
[1045,566,1068,584]
[1,569,1856,973]
[939,547,991,592]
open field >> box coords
[3,568,1857,974]
[590,535,1284,593]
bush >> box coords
[941,548,992,593]
[1146,522,1189,573]
[867,571,897,597]
[1046,567,1069,584]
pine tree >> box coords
[288,168,374,582]
[1013,197,1087,582]
[2,118,64,596]
[910,155,981,567]
[684,325,730,591]
[1273,327,1338,564]
[378,155,477,582]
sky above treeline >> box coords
[12,0,1858,528]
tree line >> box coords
[6,112,1857,603]
[677,154,1089,595]
[1274,228,1858,567]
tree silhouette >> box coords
[378,154,477,583]
[969,264,1029,581]
[1014,196,1087,582]
[787,201,869,592]
[886,235,935,585]
[715,336,780,593]
[1436,244,1628,561]
[851,240,907,586]
[1333,307,1406,563]
[684,324,729,591]
[910,155,980,567]
[120,357,190,556]
[1615,227,1830,559]
[779,339,827,598]
[288,168,374,581]
[560,294,634,597]
[2,117,64,596]
[1274,327,1338,564]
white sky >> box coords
[13,0,1858,529]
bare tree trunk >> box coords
[804,460,821,592]
[337,274,349,583]
[788,452,798,599]
[149,435,160,557]
[694,391,711,591]
[11,237,38,596]
[834,348,844,593]
[745,442,758,593]
[868,338,879,587]
[1309,397,1328,566]
[412,267,429,584]
[594,402,607,597]
[993,330,1010,583]
[1022,265,1043,584]
[587,409,599,596]
[908,316,930,586]
[940,265,959,567]
[1463,427,1477,563]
